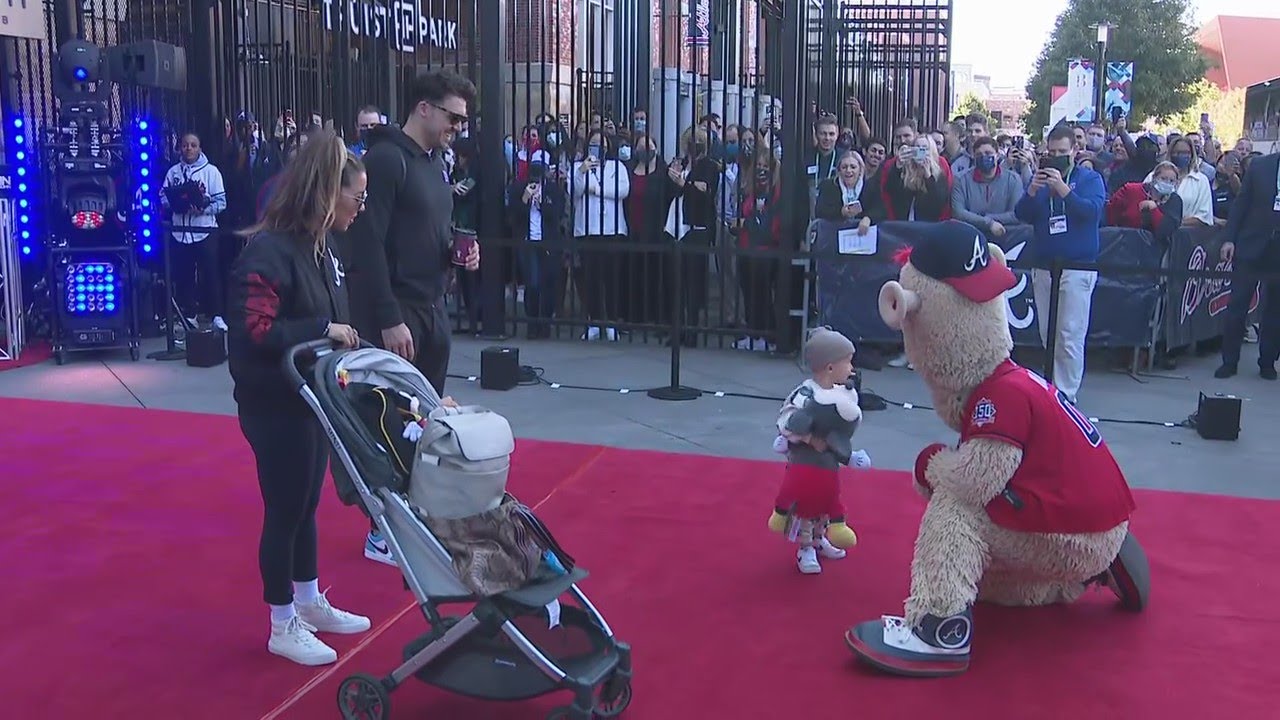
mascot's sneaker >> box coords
[767,510,790,534]
[1094,532,1151,612]
[845,609,972,678]
[797,546,822,574]
[825,521,858,549]
[818,537,846,560]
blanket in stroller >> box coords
[419,494,577,597]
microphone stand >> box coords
[147,230,187,361]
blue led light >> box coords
[142,244,152,252]
[142,229,151,238]
[140,152,148,162]
[140,184,149,193]
[140,168,148,177]
[15,135,23,144]
[73,67,88,81]
[141,199,150,208]
[138,120,148,131]
[20,231,29,240]
[13,118,22,128]
[21,246,31,255]
[19,215,28,224]
[16,167,24,176]
[17,183,26,193]
[141,214,150,223]
[18,199,27,208]
[64,262,120,315]
[139,137,148,146]
[15,151,24,161]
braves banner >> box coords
[812,221,1164,348]
[685,0,710,46]
[1163,227,1260,349]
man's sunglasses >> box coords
[428,102,468,126]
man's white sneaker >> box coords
[797,546,822,574]
[269,615,338,666]
[818,537,847,560]
[296,590,372,634]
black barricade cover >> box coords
[1163,226,1261,349]
[813,220,1165,348]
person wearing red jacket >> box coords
[868,135,954,223]
[1105,160,1183,242]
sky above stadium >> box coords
[951,0,1280,91]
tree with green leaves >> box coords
[953,91,995,128]
[1158,79,1246,142]
[1023,0,1208,139]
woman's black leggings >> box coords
[239,408,330,606]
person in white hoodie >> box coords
[162,132,228,329]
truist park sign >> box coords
[319,0,460,52]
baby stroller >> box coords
[283,340,633,720]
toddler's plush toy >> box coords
[844,220,1150,678]
[768,328,865,574]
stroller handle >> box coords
[282,339,375,392]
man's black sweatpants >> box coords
[403,300,451,395]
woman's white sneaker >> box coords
[297,590,372,634]
[269,615,338,666]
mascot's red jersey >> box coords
[961,360,1136,534]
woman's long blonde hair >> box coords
[903,135,941,192]
[241,130,364,247]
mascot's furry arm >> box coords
[914,438,1022,508]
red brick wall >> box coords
[651,0,710,71]
[508,0,575,66]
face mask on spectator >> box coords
[634,120,647,133]
[1085,135,1104,152]
[724,141,739,159]
[1043,154,1072,174]
[617,144,632,162]
[1171,153,1191,170]
[773,145,783,160]
[976,154,997,172]
[545,131,559,148]
[503,139,515,166]
[1152,179,1176,196]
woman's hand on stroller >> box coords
[326,322,360,348]
[440,396,459,408]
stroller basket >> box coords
[404,605,620,702]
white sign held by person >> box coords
[320,0,459,52]
[0,0,45,40]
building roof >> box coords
[1197,15,1280,90]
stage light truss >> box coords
[130,118,159,253]
[1,113,35,362]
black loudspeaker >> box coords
[480,346,520,391]
[109,41,187,91]
[185,327,227,368]
[1195,392,1241,441]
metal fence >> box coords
[1,0,954,357]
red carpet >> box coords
[0,339,51,371]
[1,397,1277,719]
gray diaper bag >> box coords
[409,405,516,520]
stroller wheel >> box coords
[594,681,633,717]
[337,673,391,720]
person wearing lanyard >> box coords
[1014,124,1106,405]
[1215,151,1280,380]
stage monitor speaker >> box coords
[1195,392,1241,441]
[109,41,187,91]
[186,327,226,368]
[480,346,520,391]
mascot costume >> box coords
[844,220,1151,678]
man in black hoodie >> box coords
[340,69,479,568]
[342,68,478,391]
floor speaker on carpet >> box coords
[1195,391,1241,441]
[480,346,519,390]
[185,327,226,368]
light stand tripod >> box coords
[146,232,190,361]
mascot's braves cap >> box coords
[896,220,1016,303]
[804,327,855,371]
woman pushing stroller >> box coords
[226,132,372,666]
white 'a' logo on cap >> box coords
[964,234,988,272]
